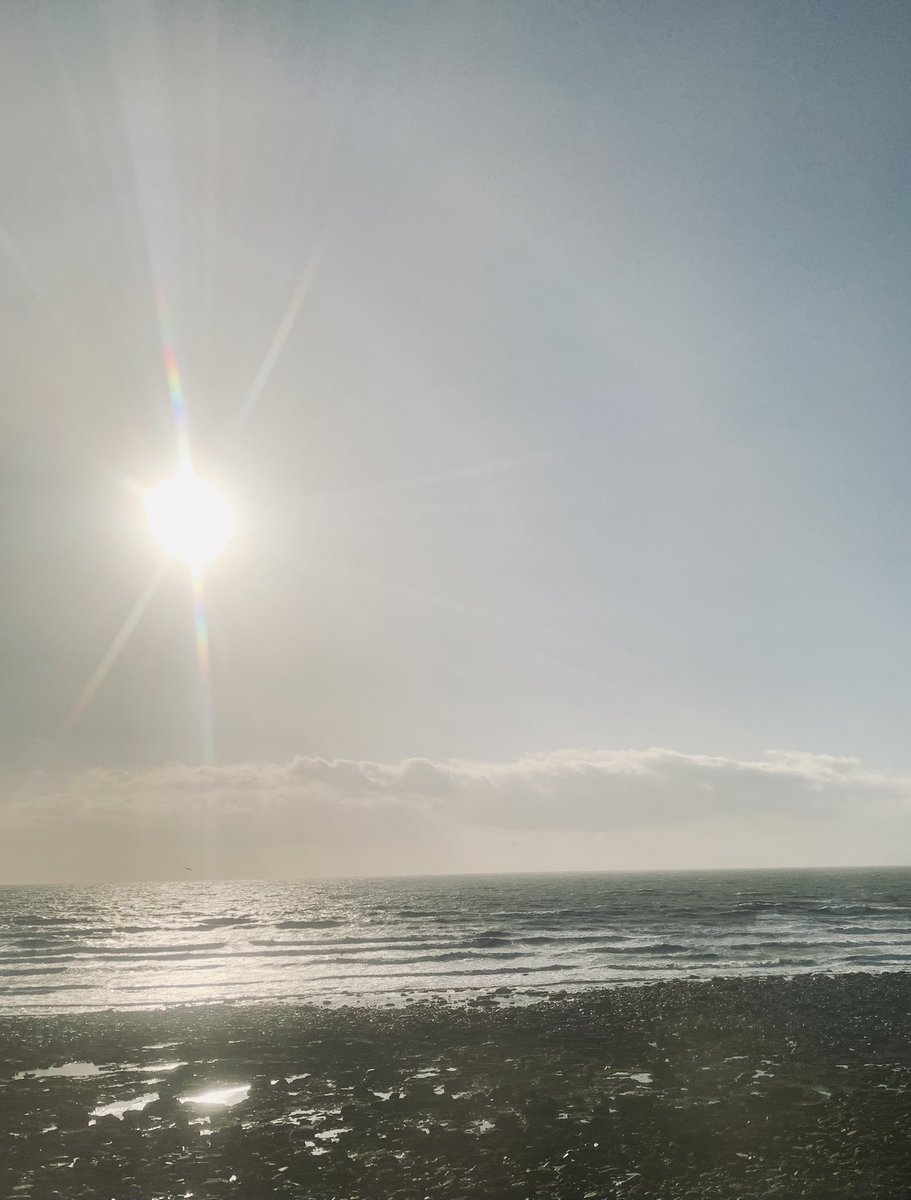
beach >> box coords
[3,971,911,1199]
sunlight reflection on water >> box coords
[93,1093,158,1118]
[4,869,911,1013]
[14,1061,103,1080]
[180,1083,250,1107]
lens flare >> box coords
[145,470,235,571]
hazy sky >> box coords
[4,1,911,881]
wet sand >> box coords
[2,972,911,1199]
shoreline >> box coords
[3,971,911,1198]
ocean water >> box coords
[1,867,910,1013]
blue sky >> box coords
[3,1,911,876]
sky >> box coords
[3,1,911,881]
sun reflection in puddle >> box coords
[92,1093,159,1119]
[315,1126,351,1142]
[180,1083,250,1107]
[16,1059,188,1081]
[15,1062,103,1080]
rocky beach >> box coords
[3,972,911,1199]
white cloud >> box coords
[4,748,910,881]
[13,746,911,827]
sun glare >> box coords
[145,471,235,571]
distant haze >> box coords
[3,2,911,881]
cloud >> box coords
[11,745,911,830]
[4,747,910,881]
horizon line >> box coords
[3,862,910,888]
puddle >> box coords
[180,1084,250,1108]
[315,1126,351,1142]
[15,1062,103,1080]
[92,1093,158,1119]
[16,1058,188,1082]
[628,1073,653,1085]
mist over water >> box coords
[2,868,910,1013]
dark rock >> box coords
[524,1095,561,1125]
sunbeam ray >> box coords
[233,236,325,435]
[190,568,214,763]
[62,564,168,736]
[0,218,101,378]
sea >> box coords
[1,867,910,1014]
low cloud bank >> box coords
[20,746,911,827]
[4,748,910,881]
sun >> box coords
[145,470,236,571]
